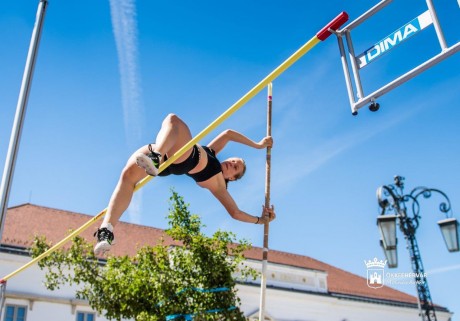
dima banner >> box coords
[357,10,433,69]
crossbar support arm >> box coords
[353,42,460,111]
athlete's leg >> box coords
[135,114,195,175]
[95,145,150,254]
[103,113,192,227]
[102,145,150,227]
[152,113,194,163]
[95,114,195,254]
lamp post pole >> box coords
[376,175,456,321]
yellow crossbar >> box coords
[2,30,326,283]
[135,36,321,191]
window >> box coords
[4,305,27,321]
[76,311,95,321]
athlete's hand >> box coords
[259,205,275,224]
[257,136,273,149]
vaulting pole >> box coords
[259,83,272,321]
[0,12,348,283]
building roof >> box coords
[1,203,420,306]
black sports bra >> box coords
[187,146,222,182]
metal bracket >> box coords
[334,0,460,115]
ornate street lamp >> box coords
[376,175,458,321]
[437,217,459,252]
[379,238,397,268]
[377,214,398,267]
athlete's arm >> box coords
[200,176,275,224]
[208,129,273,154]
[211,187,275,224]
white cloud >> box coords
[109,0,144,148]
[109,0,145,223]
[126,190,143,224]
[427,264,460,275]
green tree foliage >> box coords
[31,190,257,321]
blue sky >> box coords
[1,0,459,319]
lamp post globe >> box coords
[437,217,459,252]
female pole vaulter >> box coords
[94,114,275,255]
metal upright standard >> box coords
[0,0,48,243]
[0,281,5,317]
[0,0,48,242]
[259,83,273,321]
[376,175,458,321]
[333,0,460,115]
[0,0,49,315]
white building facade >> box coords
[1,246,453,321]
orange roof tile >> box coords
[1,203,420,306]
